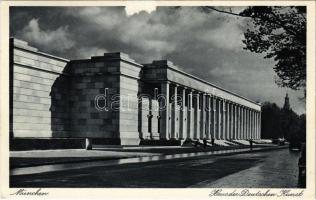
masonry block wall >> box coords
[68,57,119,141]
[69,53,142,145]
[117,55,143,145]
[10,38,144,146]
[10,38,71,139]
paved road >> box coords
[10,148,300,188]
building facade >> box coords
[9,38,261,148]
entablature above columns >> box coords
[143,60,261,111]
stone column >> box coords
[240,106,246,140]
[230,103,234,139]
[253,110,256,139]
[187,89,193,139]
[250,109,253,139]
[231,104,234,139]
[246,108,249,139]
[171,84,178,139]
[222,100,226,139]
[230,102,233,139]
[235,105,239,139]
[226,102,230,139]
[253,111,256,139]
[197,92,201,139]
[254,111,258,139]
[213,97,218,139]
[226,101,229,139]
[243,108,246,139]
[257,111,259,139]
[159,82,170,139]
[237,104,239,140]
[257,111,260,139]
[251,110,254,139]
[217,98,222,140]
[247,108,250,139]
[212,96,216,140]
[237,105,242,138]
[249,109,252,139]
[255,111,258,139]
[234,105,238,139]
[194,92,200,139]
[242,106,247,139]
[244,108,248,139]
[239,105,242,139]
[206,95,211,139]
[254,111,256,139]
[233,103,237,139]
[151,90,160,139]
[201,93,206,139]
[259,111,261,139]
[239,106,242,139]
[180,87,186,140]
[251,110,253,139]
[234,104,237,139]
[238,105,242,138]
[244,108,247,139]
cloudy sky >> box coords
[10,6,305,114]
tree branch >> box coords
[205,6,305,42]
[205,6,247,17]
[300,13,306,21]
[268,11,301,38]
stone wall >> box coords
[68,58,120,140]
[69,53,143,145]
[10,38,144,145]
[118,57,143,145]
[10,38,71,139]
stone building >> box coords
[9,38,261,149]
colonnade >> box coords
[159,82,261,140]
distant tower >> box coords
[283,93,291,111]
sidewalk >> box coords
[10,145,288,176]
[190,148,299,188]
[10,149,159,169]
[10,143,285,169]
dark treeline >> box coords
[261,100,306,145]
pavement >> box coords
[10,148,300,188]
[10,149,160,168]
[10,143,288,176]
[10,142,281,169]
[191,148,301,188]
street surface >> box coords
[10,148,300,188]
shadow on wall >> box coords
[49,63,85,149]
[9,38,86,150]
[50,63,71,138]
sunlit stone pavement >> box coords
[191,148,300,188]
[10,148,300,188]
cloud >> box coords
[10,6,305,114]
[200,21,244,50]
[17,18,75,53]
[77,47,108,59]
[125,2,157,16]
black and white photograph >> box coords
[0,1,315,199]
